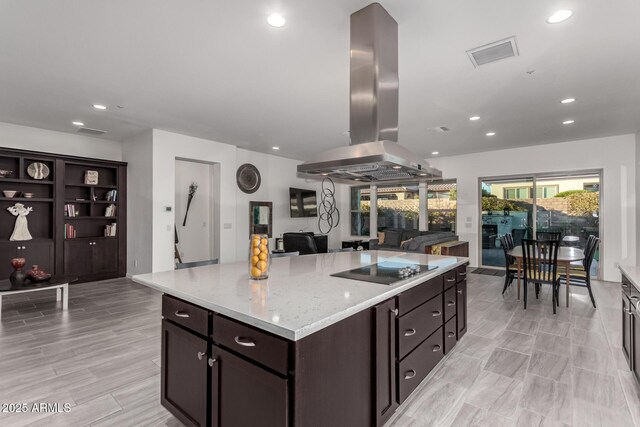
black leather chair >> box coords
[283,233,318,255]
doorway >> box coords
[174,159,220,266]
[480,171,602,278]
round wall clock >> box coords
[27,162,50,180]
[236,163,261,194]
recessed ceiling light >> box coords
[272,146,280,150]
[267,14,286,28]
[469,116,480,121]
[392,165,402,169]
[72,121,84,126]
[563,120,575,125]
[431,151,439,155]
[560,98,575,104]
[93,104,107,110]
[486,132,496,136]
[547,10,573,24]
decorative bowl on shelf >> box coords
[23,193,34,198]
[2,190,17,198]
[0,169,13,178]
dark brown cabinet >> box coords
[0,148,126,283]
[374,298,398,427]
[456,278,467,339]
[63,238,117,279]
[623,293,633,367]
[160,264,468,427]
[0,240,54,278]
[210,345,288,427]
[161,320,208,427]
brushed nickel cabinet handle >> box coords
[432,310,442,317]
[234,336,256,347]
[457,290,463,294]
[404,328,416,337]
[432,344,442,352]
[174,310,190,318]
[197,351,206,360]
[404,370,416,380]
[447,332,455,338]
[390,308,399,316]
[459,272,467,276]
[447,301,456,306]
[446,277,456,282]
[208,358,217,367]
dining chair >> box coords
[521,239,560,313]
[557,236,599,308]
[499,234,518,295]
[536,231,562,241]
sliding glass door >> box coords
[480,171,601,277]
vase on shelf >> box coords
[9,258,27,286]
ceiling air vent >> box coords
[467,36,519,67]
[77,127,107,136]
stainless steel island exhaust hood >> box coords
[297,3,442,183]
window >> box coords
[504,187,530,200]
[350,187,369,236]
[584,182,600,192]
[427,181,456,232]
[535,185,559,199]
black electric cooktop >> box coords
[331,262,438,285]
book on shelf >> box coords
[105,189,117,202]
[65,204,78,217]
[104,204,117,217]
[65,224,77,239]
[104,223,117,237]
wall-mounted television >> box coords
[289,188,318,218]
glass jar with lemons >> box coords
[249,234,270,279]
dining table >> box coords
[507,246,585,307]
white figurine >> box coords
[7,203,33,241]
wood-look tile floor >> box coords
[0,274,638,426]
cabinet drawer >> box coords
[398,295,443,359]
[443,270,457,290]
[162,295,209,337]
[398,326,444,403]
[456,264,468,283]
[212,314,289,375]
[444,316,457,354]
[444,286,457,322]
[398,276,443,316]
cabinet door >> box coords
[92,238,118,274]
[0,242,18,278]
[161,320,208,427]
[211,344,288,427]
[63,240,94,277]
[633,308,640,381]
[456,280,467,339]
[21,241,54,274]
[374,298,398,427]
[623,296,633,367]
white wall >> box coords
[427,134,636,282]
[152,130,237,272]
[122,130,153,275]
[175,159,213,263]
[0,121,122,161]
[235,149,342,262]
[636,132,640,266]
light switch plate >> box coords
[223,223,232,229]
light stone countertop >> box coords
[133,250,468,341]
[620,265,640,291]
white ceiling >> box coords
[1,0,639,160]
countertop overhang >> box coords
[133,250,468,341]
[620,265,640,291]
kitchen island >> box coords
[620,265,640,381]
[133,250,469,427]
